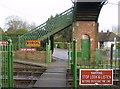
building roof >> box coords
[98,32,120,42]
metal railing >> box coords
[67,40,120,88]
[0,39,14,89]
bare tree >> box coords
[4,15,36,33]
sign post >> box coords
[18,35,21,50]
[8,39,14,88]
[79,69,113,85]
[73,39,77,89]
[46,42,50,64]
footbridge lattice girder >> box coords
[20,7,73,42]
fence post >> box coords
[46,42,50,64]
[0,45,3,88]
[110,44,114,69]
[49,39,52,63]
[100,49,103,69]
[68,43,71,68]
[49,39,51,50]
[18,35,20,50]
[0,50,1,88]
[48,40,51,62]
[114,37,117,70]
[3,45,7,88]
[73,39,77,89]
[8,39,14,88]
[118,47,120,89]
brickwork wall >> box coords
[14,51,52,63]
[72,21,98,60]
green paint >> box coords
[77,51,81,58]
[81,39,90,60]
[20,7,73,42]
[46,40,50,64]
[81,38,90,66]
[8,39,14,88]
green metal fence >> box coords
[68,40,120,88]
[0,39,14,89]
[69,48,118,69]
[94,49,119,69]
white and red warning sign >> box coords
[79,69,113,85]
[20,48,36,51]
[0,41,8,46]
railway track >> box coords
[13,60,47,88]
[3,59,120,88]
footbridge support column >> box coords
[72,1,106,62]
[72,21,98,61]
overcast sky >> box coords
[0,0,119,31]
